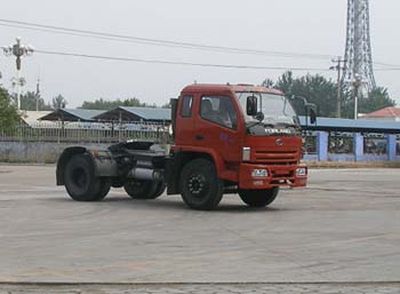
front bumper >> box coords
[239,163,307,190]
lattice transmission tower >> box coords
[343,0,376,92]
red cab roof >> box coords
[181,83,284,96]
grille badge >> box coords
[275,138,284,146]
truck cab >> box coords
[168,84,309,209]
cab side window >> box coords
[180,96,193,117]
[200,96,237,129]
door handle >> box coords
[195,134,205,141]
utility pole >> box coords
[330,57,347,118]
[353,74,362,120]
[35,77,41,111]
[2,37,34,110]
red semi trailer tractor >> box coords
[56,84,316,210]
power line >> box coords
[0,23,134,45]
[2,18,400,69]
[36,48,400,71]
[0,18,334,60]
[35,49,329,71]
[375,68,400,71]
[374,62,400,68]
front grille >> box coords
[254,150,298,165]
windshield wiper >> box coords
[274,122,300,129]
[247,121,275,129]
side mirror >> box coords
[246,95,258,116]
[305,103,317,124]
[309,108,317,124]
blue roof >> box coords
[119,106,171,121]
[300,116,400,134]
[64,109,105,121]
[40,108,106,122]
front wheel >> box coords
[239,187,279,208]
[180,159,224,210]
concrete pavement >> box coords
[0,165,399,291]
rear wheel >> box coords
[152,182,167,198]
[180,158,223,210]
[124,180,165,199]
[98,180,112,199]
[64,153,111,201]
[239,187,279,208]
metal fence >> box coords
[364,133,387,155]
[302,131,317,155]
[329,132,354,154]
[0,121,170,144]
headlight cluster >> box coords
[252,169,268,178]
[296,167,307,177]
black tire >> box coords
[98,180,112,199]
[124,180,164,199]
[64,153,111,201]
[180,158,224,210]
[152,182,166,198]
[239,187,279,208]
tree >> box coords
[20,91,52,111]
[81,97,151,110]
[0,87,19,129]
[275,71,295,94]
[274,71,338,117]
[52,94,68,109]
[261,78,274,88]
[359,87,396,114]
[340,87,396,118]
[265,71,396,118]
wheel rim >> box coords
[71,167,88,189]
[188,173,208,198]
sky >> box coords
[0,0,399,108]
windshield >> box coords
[237,92,298,126]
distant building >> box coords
[360,107,400,122]
[94,106,171,123]
[39,109,106,122]
[20,111,54,128]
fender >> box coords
[56,146,118,186]
[172,145,236,181]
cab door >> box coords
[194,94,242,164]
[175,94,195,147]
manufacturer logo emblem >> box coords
[275,138,284,146]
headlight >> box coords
[296,167,307,177]
[242,147,251,161]
[252,169,268,178]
